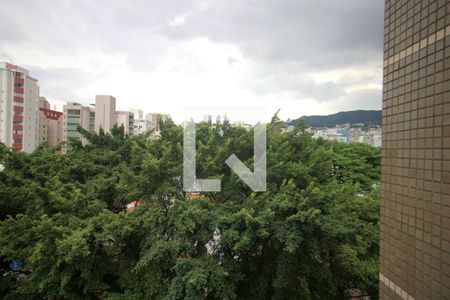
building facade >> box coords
[95,95,116,133]
[38,97,63,146]
[380,0,450,299]
[116,111,134,135]
[133,119,147,135]
[62,102,94,151]
[130,109,143,120]
[0,62,39,153]
[145,113,170,139]
[203,114,212,124]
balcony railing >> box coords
[13,96,24,102]
[14,77,24,85]
[13,125,23,130]
[14,87,24,94]
[13,106,24,112]
[13,115,23,122]
[12,134,23,140]
[12,143,23,150]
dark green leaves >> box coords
[0,119,380,299]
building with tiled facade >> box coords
[380,0,450,298]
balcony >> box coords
[13,96,24,102]
[14,87,24,94]
[13,115,23,122]
[13,106,24,112]
[12,143,22,150]
[13,125,23,130]
[14,77,24,85]
[13,134,23,140]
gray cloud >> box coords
[25,65,91,101]
[161,0,384,67]
[0,0,384,117]
[333,88,382,112]
[158,0,384,103]
[243,70,346,102]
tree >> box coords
[0,118,380,299]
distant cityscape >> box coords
[0,62,172,153]
[284,125,382,148]
[1,61,381,153]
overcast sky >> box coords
[0,0,384,123]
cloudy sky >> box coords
[0,0,384,123]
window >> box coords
[67,117,80,123]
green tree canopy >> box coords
[0,120,380,299]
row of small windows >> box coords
[67,109,81,115]
[67,117,80,123]
[66,131,80,137]
[67,124,78,130]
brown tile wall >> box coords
[381,0,450,299]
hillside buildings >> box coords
[290,125,383,148]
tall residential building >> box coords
[38,97,63,146]
[0,62,39,153]
[116,111,134,135]
[62,102,94,151]
[380,1,449,299]
[95,95,116,133]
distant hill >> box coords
[288,110,382,128]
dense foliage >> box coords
[0,118,380,299]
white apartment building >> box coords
[133,119,147,135]
[116,111,134,135]
[0,62,39,153]
[130,109,146,135]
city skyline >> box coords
[0,60,383,153]
[0,0,384,124]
